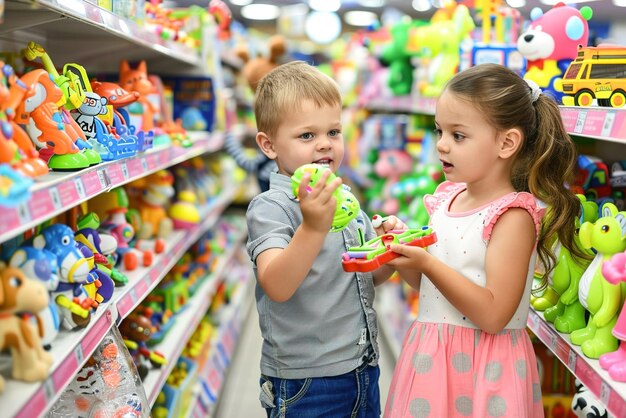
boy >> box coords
[246,61,404,417]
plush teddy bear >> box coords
[517,3,593,102]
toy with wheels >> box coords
[342,224,437,273]
[291,163,360,233]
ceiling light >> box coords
[412,0,431,12]
[614,0,626,6]
[229,0,253,5]
[309,0,341,12]
[506,0,526,7]
[358,0,386,7]
[344,10,378,27]
[539,0,601,4]
[305,11,342,44]
[241,4,280,20]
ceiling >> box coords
[190,0,622,28]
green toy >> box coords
[291,164,360,232]
[540,196,598,334]
[570,203,626,358]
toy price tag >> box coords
[601,111,616,137]
[121,162,129,180]
[574,110,587,134]
[97,170,107,188]
[16,201,31,224]
[600,381,611,405]
[567,349,577,372]
[49,187,62,210]
[141,157,149,172]
[42,377,55,403]
[74,344,85,365]
[74,178,86,199]
[549,333,558,351]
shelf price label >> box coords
[16,201,31,224]
[601,111,616,137]
[74,178,86,199]
[574,110,588,134]
[567,349,577,372]
[43,377,55,403]
[121,162,129,180]
[600,381,611,406]
[97,170,108,188]
[74,344,85,365]
[49,187,63,210]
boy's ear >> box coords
[256,132,276,159]
[498,128,523,159]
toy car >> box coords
[341,226,437,273]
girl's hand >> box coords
[386,244,430,271]
[373,215,408,235]
[298,171,342,234]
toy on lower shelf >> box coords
[341,221,437,273]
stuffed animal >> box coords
[517,3,592,102]
[571,379,612,418]
[234,35,287,93]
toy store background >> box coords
[0,0,625,417]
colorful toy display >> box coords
[291,163,360,233]
[517,3,592,102]
[119,60,157,133]
[341,218,436,273]
[562,44,626,108]
[599,250,626,381]
[119,312,167,380]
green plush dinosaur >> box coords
[542,196,598,334]
[571,203,626,358]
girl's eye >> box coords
[328,129,340,137]
[433,128,442,138]
[300,132,314,140]
[453,133,465,141]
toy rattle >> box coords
[291,163,360,232]
[342,218,437,273]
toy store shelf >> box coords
[527,308,626,417]
[113,186,237,321]
[364,95,437,116]
[560,106,626,143]
[3,0,203,72]
[0,131,224,244]
[186,265,255,418]
[2,303,118,418]
[143,233,248,407]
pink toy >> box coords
[599,251,626,381]
[375,149,413,215]
[516,3,592,101]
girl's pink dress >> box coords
[384,181,546,418]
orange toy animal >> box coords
[14,69,93,169]
[0,263,53,391]
[119,60,157,132]
[0,62,48,177]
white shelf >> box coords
[143,231,248,406]
[0,131,224,243]
[2,0,204,74]
[527,308,626,417]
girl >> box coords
[384,63,585,417]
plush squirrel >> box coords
[224,35,287,192]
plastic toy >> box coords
[119,313,166,380]
[127,170,175,240]
[0,163,32,207]
[599,250,626,381]
[516,3,592,102]
[562,44,626,108]
[119,60,157,133]
[208,0,232,40]
[0,61,49,178]
[411,4,475,97]
[8,246,61,349]
[540,195,598,334]
[15,69,96,170]
[573,155,612,201]
[169,190,201,229]
[374,149,413,215]
[0,262,53,390]
[571,203,626,358]
[342,223,436,273]
[291,163,360,233]
[571,379,610,417]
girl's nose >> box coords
[436,136,448,153]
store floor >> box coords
[213,301,397,417]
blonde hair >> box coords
[444,64,587,281]
[254,61,342,137]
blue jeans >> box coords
[259,363,381,418]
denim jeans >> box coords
[259,363,381,418]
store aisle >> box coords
[213,300,397,417]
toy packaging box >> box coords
[162,76,216,132]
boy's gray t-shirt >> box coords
[246,172,380,379]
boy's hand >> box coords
[298,171,342,234]
[373,215,408,236]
